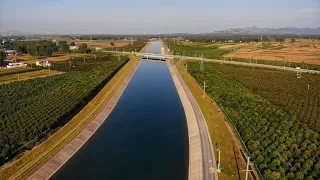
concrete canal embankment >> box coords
[167,59,217,180]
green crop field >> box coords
[104,39,148,52]
[164,40,230,59]
[208,64,320,133]
[0,55,128,165]
[0,67,39,77]
[187,61,320,180]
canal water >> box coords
[51,42,189,180]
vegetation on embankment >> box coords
[187,61,320,180]
[176,62,248,180]
[164,40,229,59]
[104,39,148,52]
[0,55,128,166]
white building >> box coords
[70,46,79,50]
[7,62,27,68]
[5,50,16,55]
[36,60,51,67]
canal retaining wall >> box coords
[167,59,218,180]
[167,60,204,180]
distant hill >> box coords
[2,26,320,36]
[213,26,320,35]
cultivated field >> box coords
[173,39,320,70]
[224,39,320,65]
[68,40,132,48]
[0,69,63,84]
[8,53,88,64]
[164,40,229,59]
[0,56,139,180]
[211,63,320,133]
[0,55,129,175]
[0,67,37,76]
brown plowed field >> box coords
[224,39,320,64]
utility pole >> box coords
[217,149,221,173]
[203,81,206,98]
[200,56,204,71]
[297,67,302,78]
[308,85,310,90]
[17,74,20,80]
[69,61,72,67]
[48,67,50,75]
[242,157,253,180]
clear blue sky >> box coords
[0,0,319,34]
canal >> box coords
[51,42,189,180]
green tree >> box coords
[79,44,88,53]
[0,51,5,67]
[13,41,27,54]
[272,172,281,179]
[70,42,76,46]
[1,144,10,158]
[44,47,53,57]
[295,172,304,180]
[110,41,115,46]
[26,41,56,57]
[26,44,36,56]
[3,41,13,49]
[254,155,264,165]
[58,41,67,46]
[263,169,273,180]
[60,43,70,53]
